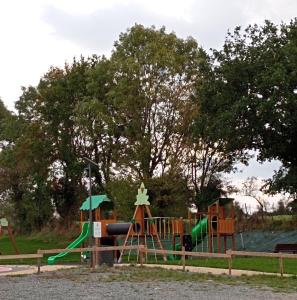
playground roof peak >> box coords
[80,194,111,211]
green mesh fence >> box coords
[192,230,297,252]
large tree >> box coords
[75,56,120,189]
[200,20,297,200]
[0,99,53,231]
[188,51,250,209]
[110,24,203,179]
[15,56,99,221]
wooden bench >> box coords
[274,244,297,254]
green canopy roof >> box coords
[80,194,111,211]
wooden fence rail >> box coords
[0,253,44,274]
[37,245,139,255]
[0,254,43,260]
[228,250,297,277]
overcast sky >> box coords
[0,0,295,207]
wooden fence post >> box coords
[37,249,41,275]
[182,246,186,272]
[139,245,144,266]
[227,249,232,276]
[92,246,96,271]
[279,254,284,277]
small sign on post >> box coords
[93,222,102,238]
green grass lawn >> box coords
[0,235,81,264]
[127,253,297,275]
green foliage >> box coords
[75,57,118,188]
[110,24,202,179]
[145,174,192,217]
[14,57,101,221]
[209,20,297,196]
[195,176,226,210]
[106,178,137,220]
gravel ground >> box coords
[0,269,296,300]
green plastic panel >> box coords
[80,194,111,211]
[47,222,90,265]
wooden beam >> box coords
[7,226,20,254]
[118,205,140,263]
[0,254,43,260]
[38,245,139,255]
[145,205,167,261]
[144,248,230,258]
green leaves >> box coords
[208,19,297,196]
[110,24,202,179]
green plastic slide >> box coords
[47,222,90,265]
[168,217,208,260]
[191,217,208,245]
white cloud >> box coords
[1,0,297,110]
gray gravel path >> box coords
[0,271,296,300]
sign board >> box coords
[93,222,102,238]
[0,218,8,227]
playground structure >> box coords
[191,198,236,253]
[48,183,166,265]
[0,218,19,255]
[47,183,236,265]
[48,194,116,264]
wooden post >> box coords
[232,234,236,250]
[118,205,139,263]
[7,226,19,254]
[227,249,232,276]
[37,249,41,274]
[172,234,176,260]
[95,238,99,267]
[279,255,284,277]
[145,205,167,261]
[217,233,221,253]
[92,246,96,271]
[139,245,144,266]
[182,246,186,272]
